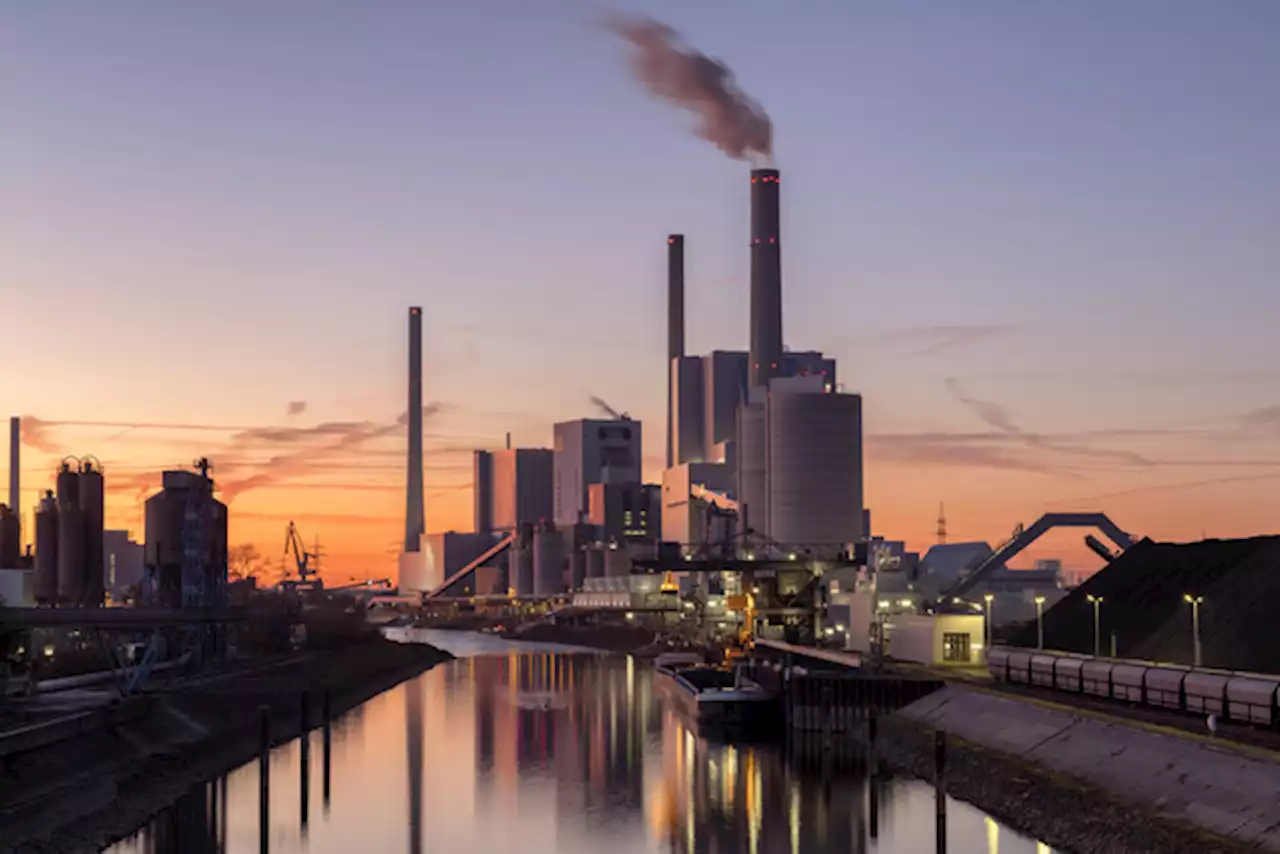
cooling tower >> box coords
[766,391,864,553]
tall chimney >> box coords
[666,234,685,469]
[8,417,18,516]
[749,168,783,389]
[404,308,425,552]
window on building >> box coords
[942,632,971,663]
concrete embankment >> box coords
[0,639,453,854]
[877,684,1280,854]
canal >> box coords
[105,633,1059,853]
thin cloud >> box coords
[866,434,1069,475]
[1060,473,1280,504]
[943,378,1155,469]
[858,324,1016,357]
[217,416,410,502]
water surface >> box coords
[107,633,1059,853]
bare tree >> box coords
[228,543,267,581]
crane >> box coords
[284,521,323,584]
[589,396,632,421]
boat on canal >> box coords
[653,652,781,729]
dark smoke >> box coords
[607,13,772,163]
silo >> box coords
[569,548,587,591]
[766,391,864,555]
[533,523,565,596]
[586,545,605,579]
[604,547,631,578]
[33,492,58,605]
[0,504,19,568]
[736,399,767,537]
[509,522,535,596]
[57,502,85,604]
[80,459,106,606]
[55,462,84,604]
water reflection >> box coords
[105,644,1060,854]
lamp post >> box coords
[983,593,995,651]
[1184,594,1204,668]
[1034,595,1046,650]
[1086,594,1104,657]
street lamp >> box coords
[1086,595,1104,657]
[983,593,995,650]
[1184,594,1204,668]
[1034,595,1046,650]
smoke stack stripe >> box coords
[749,168,783,389]
[404,307,425,552]
[666,233,685,469]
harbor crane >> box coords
[284,521,323,585]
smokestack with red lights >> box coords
[404,307,425,552]
[749,168,783,389]
[666,234,685,469]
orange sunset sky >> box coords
[4,3,1280,584]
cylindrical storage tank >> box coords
[0,505,19,568]
[766,391,863,554]
[570,548,587,591]
[80,461,106,606]
[533,524,566,596]
[509,542,534,597]
[57,502,85,604]
[56,462,80,509]
[604,547,631,578]
[586,546,605,579]
[736,400,767,538]
[33,492,58,605]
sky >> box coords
[3,0,1279,583]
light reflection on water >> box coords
[105,636,1060,854]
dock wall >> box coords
[895,684,1280,851]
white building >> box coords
[552,419,642,526]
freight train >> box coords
[987,646,1280,729]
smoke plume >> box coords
[607,13,772,162]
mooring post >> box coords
[869,775,879,840]
[259,704,271,854]
[300,691,311,829]
[867,712,879,775]
[208,776,218,845]
[322,688,332,807]
[935,729,947,853]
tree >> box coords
[228,543,268,582]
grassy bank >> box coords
[0,638,452,854]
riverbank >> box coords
[0,638,453,854]
[873,684,1280,853]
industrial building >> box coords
[143,461,228,608]
[587,482,660,544]
[473,447,554,534]
[400,531,501,596]
[104,529,145,602]
[552,418,642,526]
[659,168,866,558]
